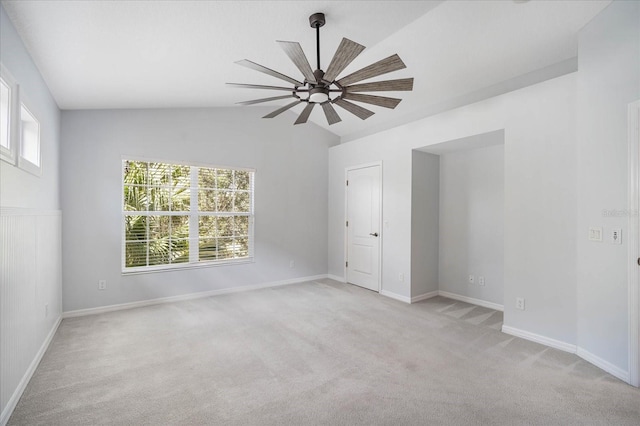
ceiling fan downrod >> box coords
[309,12,325,72]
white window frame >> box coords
[17,97,41,176]
[122,157,255,274]
[0,64,19,165]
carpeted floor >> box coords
[8,279,640,425]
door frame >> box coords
[344,161,383,292]
[628,100,640,387]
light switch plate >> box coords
[588,227,603,242]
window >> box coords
[0,63,42,174]
[18,103,41,174]
[0,64,17,164]
[122,159,254,273]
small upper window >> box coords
[18,103,41,175]
[0,66,17,165]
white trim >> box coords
[628,99,640,387]
[501,325,577,353]
[438,290,504,312]
[344,161,383,293]
[379,289,411,304]
[16,96,42,177]
[327,274,345,283]
[0,316,61,426]
[577,347,631,384]
[62,274,328,318]
[411,290,439,303]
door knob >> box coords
[369,232,379,237]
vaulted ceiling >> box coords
[1,0,611,142]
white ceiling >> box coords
[2,0,610,141]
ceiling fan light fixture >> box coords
[308,87,330,103]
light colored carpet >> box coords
[8,279,640,425]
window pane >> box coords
[149,216,170,240]
[217,190,233,212]
[198,189,216,211]
[217,238,234,259]
[124,186,147,211]
[0,78,10,150]
[236,171,250,191]
[172,165,190,187]
[149,240,171,266]
[216,169,233,189]
[234,192,250,212]
[125,215,147,241]
[199,216,216,238]
[20,105,39,166]
[123,161,148,185]
[198,239,218,261]
[171,239,189,264]
[235,216,249,236]
[171,187,190,211]
[148,162,171,185]
[125,241,147,267]
[149,186,171,211]
[217,216,233,237]
[198,167,216,189]
[170,215,189,238]
[234,237,249,258]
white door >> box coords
[346,164,381,291]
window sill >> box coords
[122,257,255,275]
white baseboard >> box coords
[63,274,328,318]
[327,274,346,283]
[380,289,411,304]
[438,291,504,312]
[411,290,439,303]
[501,325,577,353]
[1,316,62,426]
[576,347,630,383]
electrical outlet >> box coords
[44,303,49,318]
[468,275,474,284]
[516,297,525,310]
[289,260,295,268]
[478,276,485,286]
[399,272,404,282]
[98,280,107,290]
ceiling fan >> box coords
[227,12,414,125]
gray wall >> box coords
[410,150,439,298]
[329,72,577,343]
[0,4,62,422]
[439,144,504,305]
[61,108,338,312]
[576,0,640,372]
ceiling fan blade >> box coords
[323,38,366,84]
[235,60,303,86]
[345,78,414,93]
[237,95,295,105]
[342,93,402,109]
[333,98,375,120]
[321,102,342,125]
[227,83,296,91]
[263,100,302,118]
[337,54,406,87]
[294,103,316,125]
[277,41,317,83]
